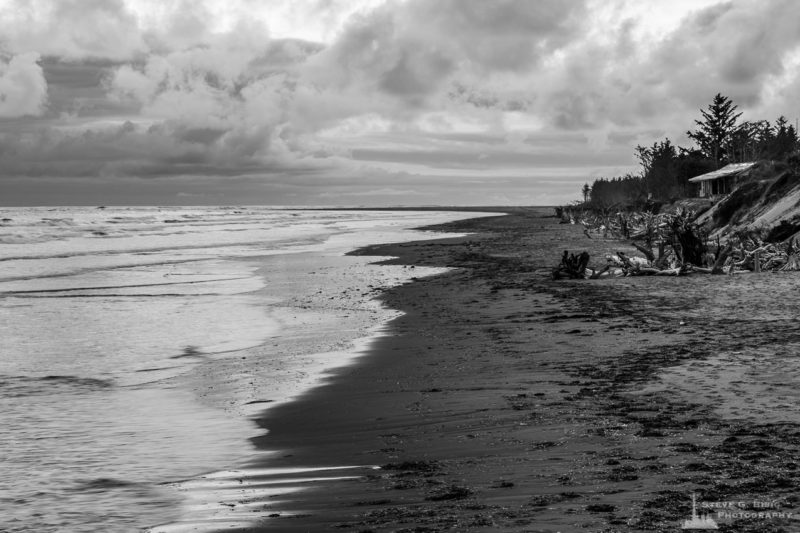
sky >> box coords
[2,0,800,206]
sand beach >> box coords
[241,208,800,532]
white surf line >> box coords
[147,465,378,533]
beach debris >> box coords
[725,232,800,272]
[585,503,617,513]
[381,460,440,473]
[556,206,800,279]
[782,244,800,270]
[551,250,590,279]
[425,484,473,501]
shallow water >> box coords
[0,206,495,532]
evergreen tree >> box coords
[636,139,689,199]
[687,93,742,168]
[771,116,799,160]
[588,174,645,206]
[728,120,771,162]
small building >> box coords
[688,162,756,198]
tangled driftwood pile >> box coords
[553,206,800,279]
[726,231,800,272]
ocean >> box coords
[0,206,492,532]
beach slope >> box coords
[246,209,800,532]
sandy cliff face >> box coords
[694,165,800,241]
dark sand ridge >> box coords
[235,209,800,532]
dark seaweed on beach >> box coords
[382,460,441,472]
[425,485,473,501]
[586,503,617,513]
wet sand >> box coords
[242,209,800,532]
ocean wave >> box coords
[40,217,77,226]
[0,375,114,397]
[69,478,139,492]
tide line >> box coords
[147,464,377,533]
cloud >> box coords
[0,119,274,178]
[645,0,800,110]
[304,0,587,110]
[99,26,323,177]
[459,0,800,137]
[0,0,146,60]
[0,52,47,117]
[3,0,800,207]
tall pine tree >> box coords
[687,94,742,168]
[771,115,799,160]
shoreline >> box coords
[142,209,499,533]
[237,209,800,532]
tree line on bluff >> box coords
[584,94,800,207]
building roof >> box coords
[688,162,756,183]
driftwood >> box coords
[552,251,591,279]
[711,244,733,275]
[781,239,800,270]
[552,249,689,279]
[560,206,800,279]
[666,211,707,266]
[728,234,797,273]
[614,251,687,277]
[782,253,800,270]
[552,235,795,280]
[632,242,655,262]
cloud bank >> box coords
[2,0,800,205]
